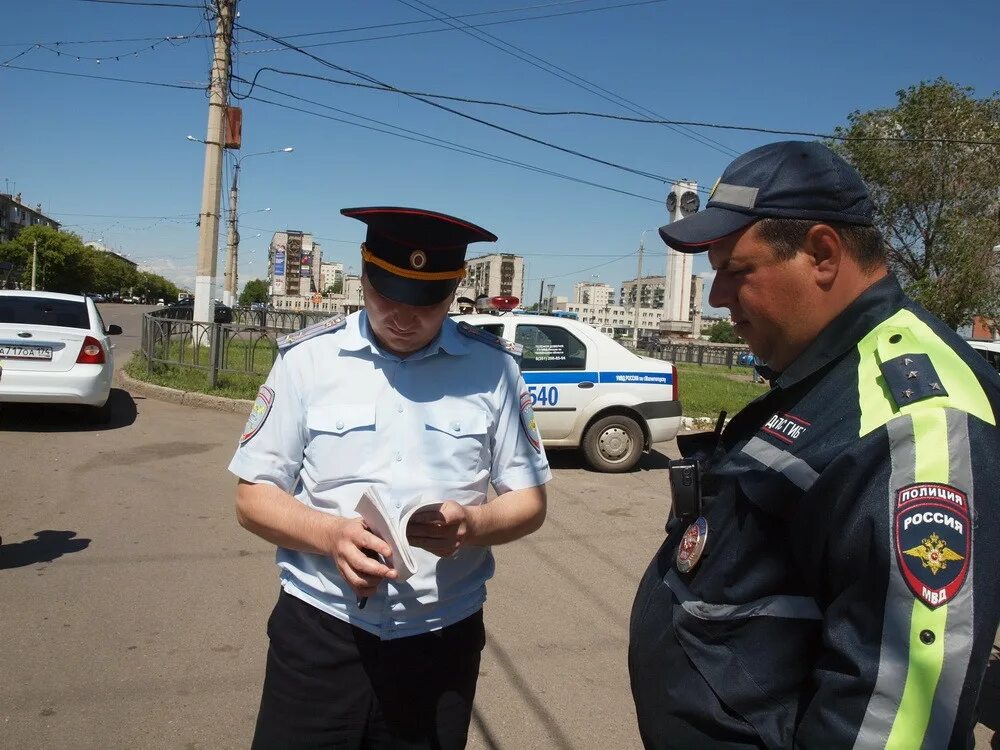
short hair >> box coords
[755,218,886,271]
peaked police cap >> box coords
[341,206,497,306]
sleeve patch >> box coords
[894,482,970,608]
[457,321,523,358]
[880,353,948,409]
[519,390,542,454]
[241,386,275,446]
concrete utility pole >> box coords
[632,230,652,347]
[538,278,544,312]
[224,161,239,308]
[222,148,292,307]
[31,239,37,290]
[193,0,235,323]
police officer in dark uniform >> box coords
[629,142,1000,749]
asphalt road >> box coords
[0,304,995,748]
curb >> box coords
[117,370,253,415]
[118,370,724,429]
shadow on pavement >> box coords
[0,388,137,432]
[0,530,91,570]
[545,445,673,473]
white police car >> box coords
[454,313,681,472]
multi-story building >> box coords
[269,230,322,298]
[0,193,60,242]
[319,261,343,293]
[620,275,666,309]
[563,302,663,337]
[464,253,524,301]
[573,281,614,307]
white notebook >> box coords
[355,486,443,582]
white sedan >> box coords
[0,290,122,422]
[454,312,682,472]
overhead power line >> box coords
[234,24,695,188]
[0,63,205,90]
[239,0,669,55]
[237,67,1000,148]
[0,33,212,47]
[245,88,664,204]
[392,0,740,158]
[73,0,206,7]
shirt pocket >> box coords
[423,405,490,475]
[306,402,378,484]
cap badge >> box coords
[676,516,708,573]
[409,250,428,270]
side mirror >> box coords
[106,324,123,336]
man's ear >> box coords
[803,224,844,288]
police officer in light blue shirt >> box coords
[230,206,551,750]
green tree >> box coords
[706,320,740,343]
[832,78,1000,329]
[324,277,344,295]
[239,278,269,307]
[0,226,96,292]
[134,271,179,302]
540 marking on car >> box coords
[527,385,560,407]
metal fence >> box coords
[631,342,753,368]
[141,311,281,388]
[141,307,755,386]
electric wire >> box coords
[234,67,1000,149]
[239,0,669,55]
[73,0,207,7]
[391,0,740,158]
[0,63,205,90]
[246,90,664,204]
[234,24,690,186]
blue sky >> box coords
[2,0,998,308]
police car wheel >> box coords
[582,414,643,473]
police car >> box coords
[453,312,681,472]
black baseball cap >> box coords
[341,206,497,306]
[658,141,874,252]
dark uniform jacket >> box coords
[629,276,1000,749]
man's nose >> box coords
[708,274,730,309]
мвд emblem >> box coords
[894,482,970,609]
[676,516,708,573]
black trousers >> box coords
[251,591,486,750]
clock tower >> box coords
[663,180,698,324]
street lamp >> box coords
[633,228,656,348]
[186,137,293,307]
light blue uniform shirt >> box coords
[228,311,551,639]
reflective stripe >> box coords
[919,410,974,750]
[887,409,951,747]
[741,436,819,490]
[711,182,759,208]
[664,568,822,621]
[854,415,918,750]
[888,602,947,749]
[855,407,974,749]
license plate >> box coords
[0,344,53,360]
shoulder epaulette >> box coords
[457,320,523,358]
[879,352,949,409]
[277,315,347,350]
